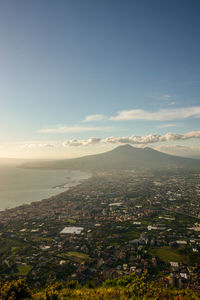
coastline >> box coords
[0,167,91,212]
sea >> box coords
[0,163,90,211]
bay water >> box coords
[0,164,90,211]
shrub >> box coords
[45,282,63,300]
[0,279,31,300]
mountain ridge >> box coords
[21,144,200,171]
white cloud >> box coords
[162,94,172,100]
[63,137,101,147]
[183,131,200,139]
[161,94,176,105]
[103,136,131,144]
[62,131,200,147]
[21,143,55,149]
[157,123,179,129]
[42,143,55,148]
[63,139,83,147]
[21,144,37,149]
[83,114,106,122]
[40,126,113,133]
[151,93,176,103]
[109,106,200,121]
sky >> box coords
[0,0,200,159]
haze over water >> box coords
[0,164,90,211]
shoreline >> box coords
[0,169,91,213]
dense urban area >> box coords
[0,168,200,295]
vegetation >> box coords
[149,247,189,263]
[0,279,31,299]
[0,273,200,299]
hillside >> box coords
[21,144,200,171]
[1,273,200,299]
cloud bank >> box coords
[63,131,200,147]
[63,138,101,147]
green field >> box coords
[16,264,32,276]
[61,251,89,262]
[149,247,189,263]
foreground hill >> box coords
[1,273,199,299]
[22,144,200,171]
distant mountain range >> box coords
[21,144,200,171]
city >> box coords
[0,169,199,290]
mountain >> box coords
[21,144,200,171]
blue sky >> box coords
[0,0,200,158]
